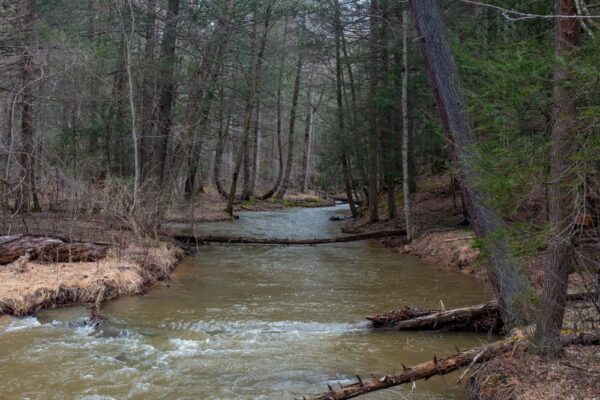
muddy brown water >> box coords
[0,205,493,399]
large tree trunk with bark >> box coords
[275,55,303,200]
[153,0,179,191]
[534,0,580,356]
[333,0,359,218]
[410,0,531,326]
[401,9,413,240]
[367,0,380,223]
[139,0,158,182]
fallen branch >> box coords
[305,333,600,400]
[368,301,502,333]
[167,229,406,246]
[0,234,109,265]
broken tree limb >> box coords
[0,235,109,265]
[368,301,502,333]
[167,229,406,246]
[305,333,600,400]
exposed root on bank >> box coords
[368,301,503,333]
[304,333,600,400]
[167,229,406,246]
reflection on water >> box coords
[0,205,492,399]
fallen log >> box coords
[0,235,109,265]
[367,305,432,328]
[368,301,502,333]
[167,229,406,246]
[305,333,600,400]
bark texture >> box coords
[410,0,531,326]
[534,0,580,356]
[153,0,180,190]
[275,56,303,200]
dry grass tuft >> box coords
[0,242,183,316]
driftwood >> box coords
[168,229,406,246]
[368,301,502,333]
[0,235,109,265]
[305,333,600,400]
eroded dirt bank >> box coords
[0,237,183,316]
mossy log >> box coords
[0,235,109,265]
[305,333,600,400]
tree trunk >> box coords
[401,9,413,240]
[17,0,40,213]
[225,2,272,215]
[301,89,314,193]
[275,55,303,200]
[333,0,359,217]
[214,108,231,199]
[367,0,380,223]
[259,16,289,201]
[380,2,396,221]
[153,0,179,191]
[410,0,531,326]
[249,98,261,194]
[139,0,158,182]
[534,0,580,356]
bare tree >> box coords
[275,55,303,200]
[16,0,40,213]
[226,1,273,215]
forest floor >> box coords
[341,173,482,275]
[344,173,600,400]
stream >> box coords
[0,204,492,399]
